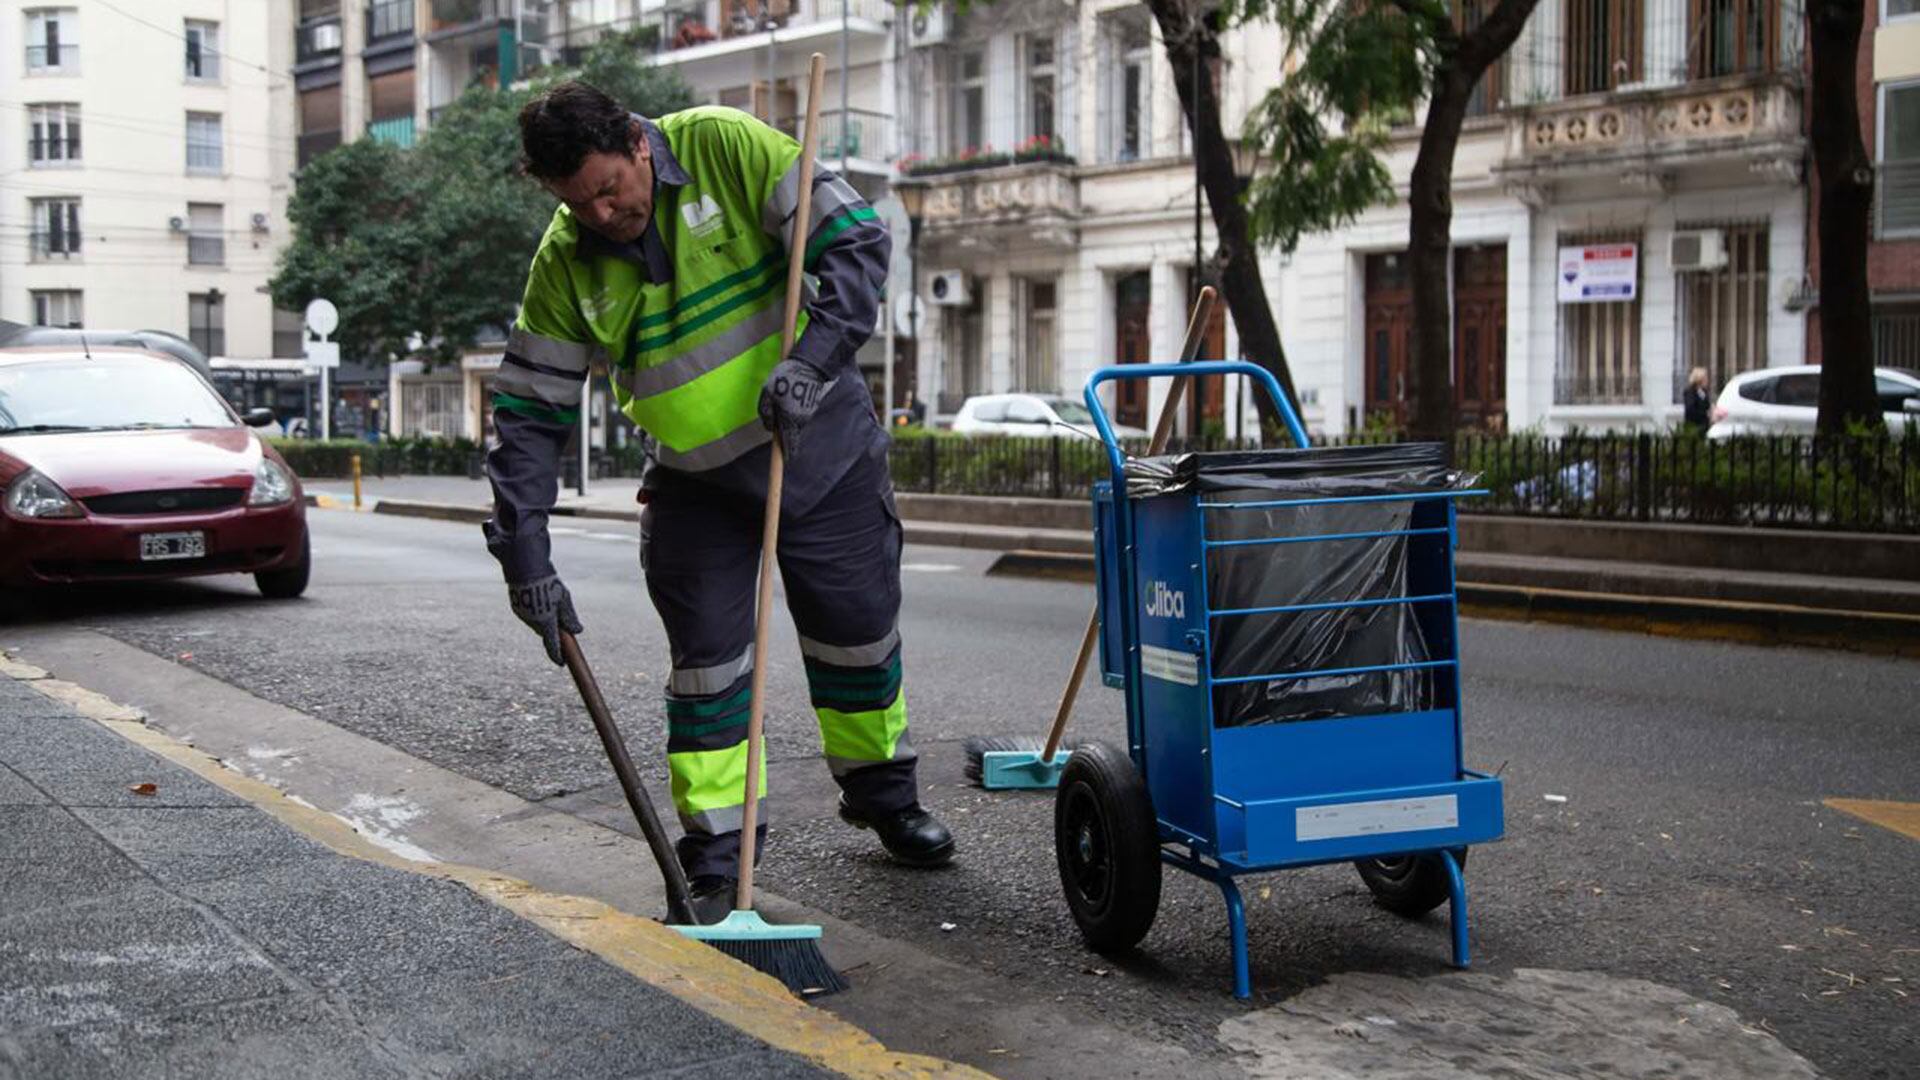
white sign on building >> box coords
[1556,243,1638,303]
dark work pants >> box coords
[641,441,919,880]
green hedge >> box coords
[271,430,1920,532]
[269,437,481,479]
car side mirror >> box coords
[243,407,276,428]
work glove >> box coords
[758,358,836,459]
[507,573,583,667]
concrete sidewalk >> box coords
[0,669,941,1079]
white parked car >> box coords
[1706,365,1920,439]
[949,393,1150,440]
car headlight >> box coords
[5,469,85,519]
[248,458,295,507]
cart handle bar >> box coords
[1083,361,1309,478]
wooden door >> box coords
[1363,253,1413,430]
[1453,244,1508,431]
[1114,272,1152,429]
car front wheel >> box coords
[255,531,310,599]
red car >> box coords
[0,346,310,599]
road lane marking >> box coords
[1825,798,1920,842]
[902,563,960,573]
[2,663,989,1080]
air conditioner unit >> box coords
[1670,229,1728,272]
[167,216,187,233]
[310,21,342,52]
[250,212,270,232]
[908,4,949,47]
[927,270,971,307]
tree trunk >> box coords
[1147,0,1297,431]
[1401,0,1540,445]
[1809,0,1880,433]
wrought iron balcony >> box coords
[1496,0,1804,189]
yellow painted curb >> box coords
[11,671,989,1080]
[1825,797,1920,842]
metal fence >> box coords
[887,431,1920,533]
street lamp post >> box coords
[895,181,925,417]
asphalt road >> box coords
[5,507,1915,1079]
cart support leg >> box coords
[1214,876,1251,999]
[1441,848,1469,968]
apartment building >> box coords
[4,2,297,357]
[1284,0,1810,435]
[895,0,1284,436]
[1851,0,1917,367]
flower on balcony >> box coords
[1014,133,1074,165]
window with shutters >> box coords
[187,203,225,266]
[1025,35,1057,144]
[29,197,80,260]
[1880,81,1920,238]
[1554,231,1643,404]
[28,103,79,165]
[186,112,223,174]
[1563,0,1641,96]
[30,290,83,329]
[185,19,220,81]
[189,293,225,357]
[26,8,78,73]
[950,49,985,155]
[1103,11,1153,162]
[1019,279,1059,393]
[1675,223,1769,402]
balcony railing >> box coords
[29,231,81,260]
[367,115,417,149]
[648,0,891,52]
[368,0,416,41]
[431,0,518,32]
[905,160,1079,242]
[25,44,78,70]
[1499,0,1803,181]
[1512,0,1802,104]
[297,129,342,169]
[296,17,344,63]
[775,109,893,163]
[188,234,225,266]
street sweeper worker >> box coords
[482,81,954,923]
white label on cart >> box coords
[1295,795,1458,842]
[1140,644,1199,686]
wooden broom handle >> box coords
[1040,286,1218,762]
[738,52,828,912]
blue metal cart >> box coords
[1059,361,1505,999]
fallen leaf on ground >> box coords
[128,783,157,796]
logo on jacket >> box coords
[681,193,726,238]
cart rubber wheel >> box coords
[1055,742,1161,953]
[1355,849,1467,918]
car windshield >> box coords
[0,357,236,433]
[1046,399,1096,426]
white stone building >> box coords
[4,1,299,358]
[1282,0,1808,435]
[897,0,1285,439]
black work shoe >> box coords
[683,875,737,926]
[837,796,956,867]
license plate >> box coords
[140,531,206,561]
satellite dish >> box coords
[304,298,339,338]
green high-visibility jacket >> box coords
[483,107,889,584]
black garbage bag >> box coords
[1125,444,1478,726]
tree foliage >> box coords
[270,30,695,365]
[1233,0,1436,254]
